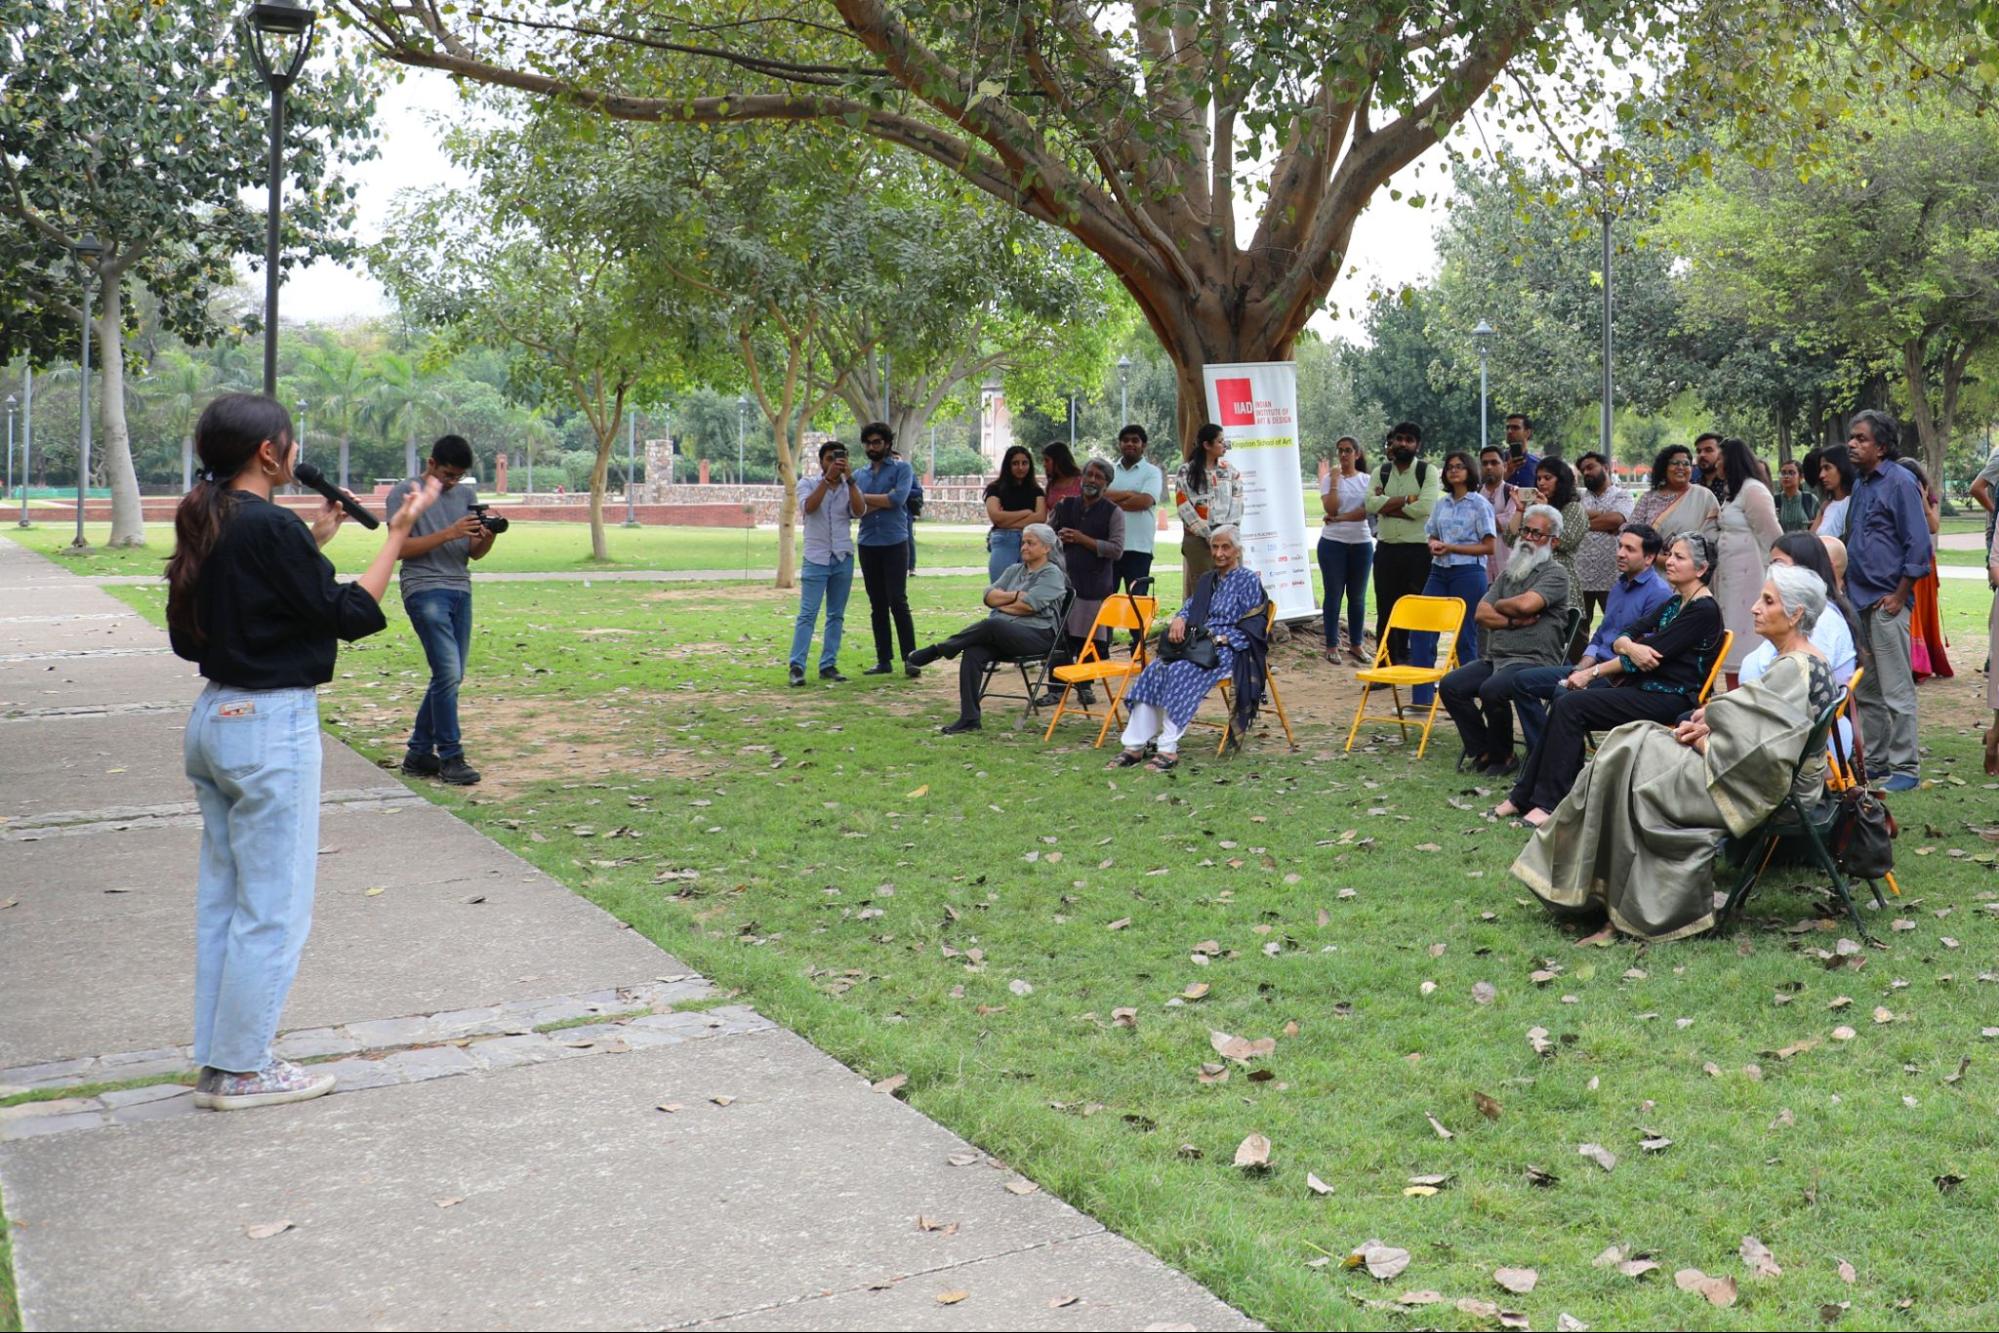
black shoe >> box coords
[439,756,482,786]
[401,750,440,777]
[1482,754,1520,778]
[819,667,849,683]
[940,717,981,735]
[903,658,922,678]
[788,664,806,687]
[906,646,941,669]
[1076,685,1097,706]
[863,662,895,676]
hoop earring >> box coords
[261,459,283,480]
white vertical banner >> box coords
[1202,362,1314,620]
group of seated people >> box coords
[902,491,1865,945]
[1424,505,1860,941]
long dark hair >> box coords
[1771,530,1868,671]
[985,444,1043,508]
[1186,422,1224,493]
[1536,456,1578,510]
[166,394,293,645]
[1650,444,1693,491]
[1817,445,1857,500]
[1714,438,1762,503]
[1041,440,1082,484]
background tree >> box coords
[1656,89,1999,486]
[338,0,1985,440]
[0,0,376,546]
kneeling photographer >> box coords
[389,434,502,785]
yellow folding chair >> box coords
[1342,595,1466,760]
[1042,591,1158,745]
[1827,666,1864,792]
[1202,602,1299,754]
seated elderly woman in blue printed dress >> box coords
[1107,525,1266,772]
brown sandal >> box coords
[1144,752,1179,773]
[1106,749,1146,769]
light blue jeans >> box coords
[184,683,322,1073]
[1410,562,1487,706]
[789,554,855,672]
[988,528,1022,582]
[406,587,473,760]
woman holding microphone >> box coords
[166,394,440,1111]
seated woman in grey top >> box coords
[906,523,1069,735]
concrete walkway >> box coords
[0,538,1254,1332]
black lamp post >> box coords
[242,0,317,398]
[71,233,104,550]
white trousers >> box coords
[1121,702,1188,755]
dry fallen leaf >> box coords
[1621,1259,1661,1279]
[1557,1315,1591,1332]
[1473,1090,1502,1121]
[915,1215,959,1235]
[1047,1295,1079,1309]
[1837,1259,1858,1284]
[871,1073,909,1095]
[1306,1172,1334,1196]
[1741,1235,1783,1279]
[434,1196,464,1209]
[1111,1006,1138,1028]
[1472,981,1498,1005]
[1234,1133,1272,1169]
[935,1290,969,1305]
[1350,1241,1411,1281]
[1181,982,1210,1001]
[1004,1179,1040,1196]
[1494,1267,1539,1294]
[1832,1026,1857,1041]
[1210,1030,1277,1063]
[655,1102,684,1114]
[906,784,929,798]
[1105,917,1132,931]
[1426,1112,1455,1140]
[1578,1143,1617,1172]
[1196,1061,1230,1085]
[1398,1290,1445,1306]
[244,1220,293,1240]
[710,1095,736,1106]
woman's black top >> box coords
[984,475,1044,512]
[169,492,387,689]
[1616,592,1724,698]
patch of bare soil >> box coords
[1919,631,1995,735]
[431,693,719,795]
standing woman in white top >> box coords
[1712,437,1784,677]
[1318,437,1374,663]
[1812,445,1856,541]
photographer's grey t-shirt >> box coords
[387,477,478,597]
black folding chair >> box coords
[1716,688,1887,939]
[977,585,1076,730]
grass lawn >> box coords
[91,561,1999,1332]
[3,519,1000,578]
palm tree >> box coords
[136,351,218,491]
[296,342,372,488]
[365,352,450,480]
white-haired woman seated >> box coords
[906,523,1068,735]
[1511,564,1837,942]
[1107,525,1264,772]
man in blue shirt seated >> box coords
[853,422,920,677]
[1509,522,1672,756]
[1843,410,1934,790]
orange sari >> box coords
[1911,556,1952,680]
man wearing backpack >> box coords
[1365,422,1440,676]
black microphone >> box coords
[292,461,381,530]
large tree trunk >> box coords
[1899,338,1948,492]
[94,287,145,547]
[588,425,615,562]
[1147,303,1296,459]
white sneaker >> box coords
[198,1059,336,1111]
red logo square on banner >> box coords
[1215,377,1256,426]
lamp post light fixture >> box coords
[736,394,748,486]
[624,406,641,527]
[15,369,29,527]
[242,0,318,397]
[1472,319,1495,458]
[1117,354,1132,424]
[71,233,104,550]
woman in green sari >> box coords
[1511,565,1837,942]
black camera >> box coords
[468,503,510,534]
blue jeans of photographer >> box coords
[988,527,1023,582]
[184,684,322,1073]
[406,587,473,760]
